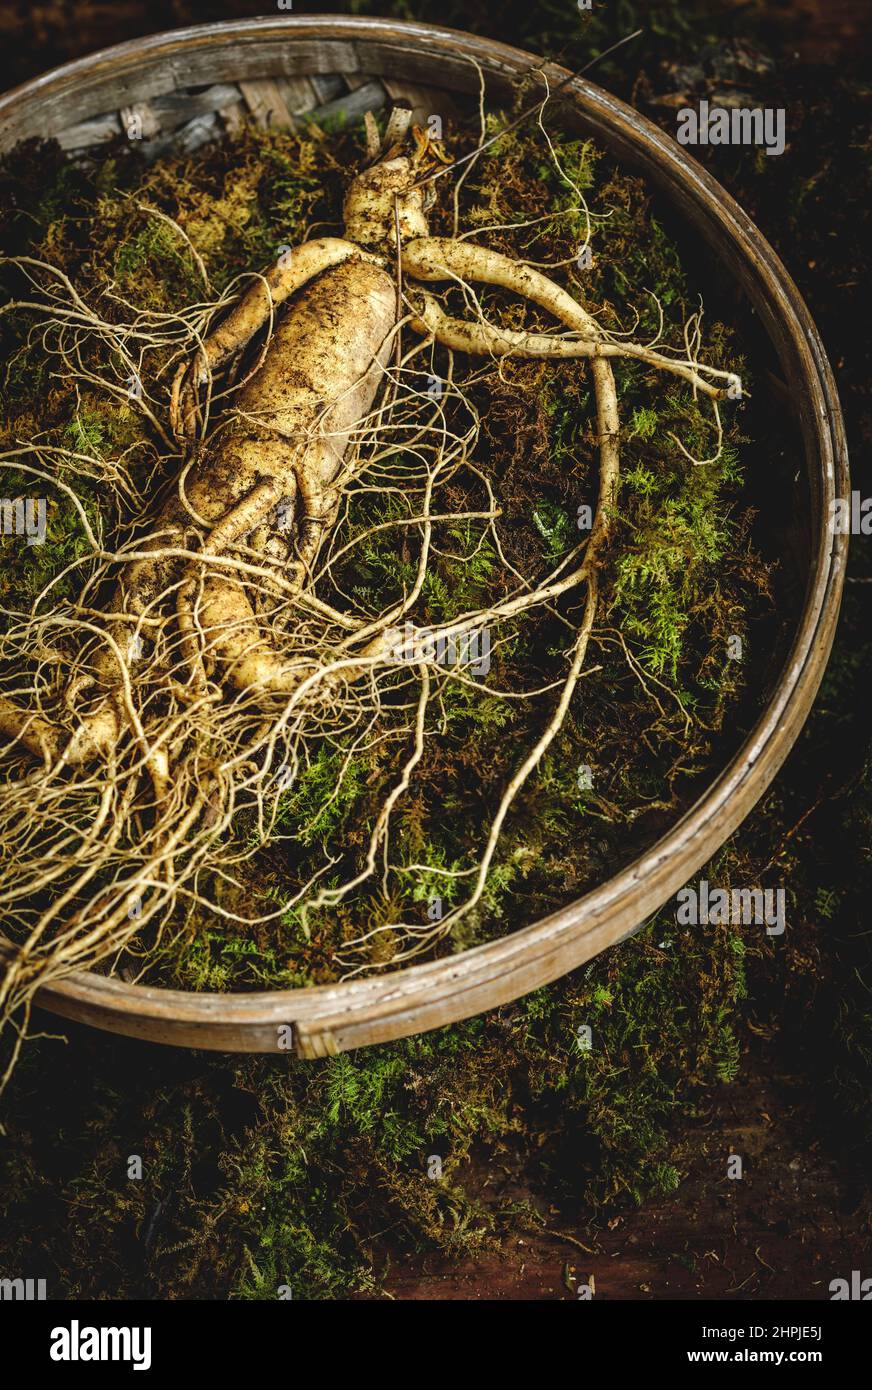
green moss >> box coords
[277,747,372,848]
[532,499,574,559]
[0,872,753,1296]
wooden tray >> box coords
[0,16,848,1056]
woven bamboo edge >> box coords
[0,16,849,1056]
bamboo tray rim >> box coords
[0,16,849,1057]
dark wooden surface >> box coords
[379,1069,869,1299]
